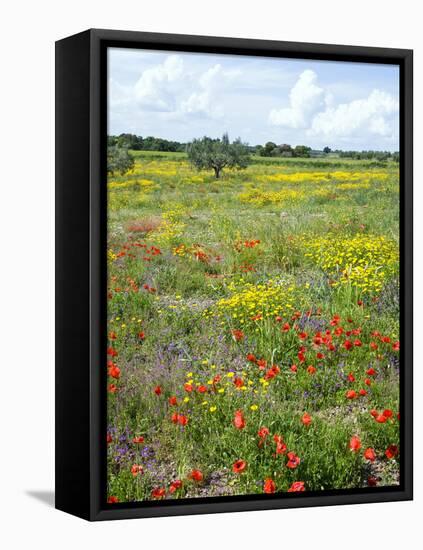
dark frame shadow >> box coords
[26,490,55,508]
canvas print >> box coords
[106,47,400,504]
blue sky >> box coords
[108,47,399,151]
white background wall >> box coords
[0,1,420,548]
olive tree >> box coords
[107,145,135,176]
[186,133,251,179]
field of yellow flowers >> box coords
[106,151,400,503]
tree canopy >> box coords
[107,145,134,176]
[186,133,251,179]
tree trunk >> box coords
[214,167,220,179]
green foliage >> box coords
[107,145,135,176]
[186,133,251,178]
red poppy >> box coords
[151,487,166,499]
[154,385,162,396]
[131,464,143,476]
[169,480,183,494]
[330,315,340,326]
[177,414,188,426]
[346,390,357,399]
[301,413,312,426]
[307,365,316,375]
[288,481,305,492]
[383,409,393,418]
[263,478,276,494]
[171,413,179,424]
[282,323,290,332]
[246,353,257,363]
[184,383,193,392]
[138,331,145,340]
[298,351,306,363]
[375,414,387,423]
[347,373,355,382]
[233,377,244,388]
[108,383,118,393]
[364,448,376,462]
[133,436,144,444]
[107,433,112,444]
[359,389,367,396]
[316,352,325,360]
[188,469,203,482]
[385,445,399,459]
[343,340,353,351]
[197,385,207,394]
[233,410,246,430]
[366,368,376,376]
[274,435,287,455]
[298,332,308,340]
[258,426,270,439]
[232,459,247,473]
[290,364,298,373]
[107,496,119,503]
[370,342,378,350]
[392,341,400,351]
[349,435,361,452]
[109,365,121,379]
[231,329,244,342]
[367,476,378,487]
[365,378,372,386]
[107,347,118,357]
[256,359,267,370]
[168,396,178,406]
[108,331,117,340]
[286,451,301,469]
[370,409,378,418]
[382,336,391,344]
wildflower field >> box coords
[106,151,400,503]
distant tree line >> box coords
[108,133,399,163]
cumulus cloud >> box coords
[134,55,184,111]
[269,70,326,128]
[308,89,399,138]
[269,70,398,143]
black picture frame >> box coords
[55,28,413,521]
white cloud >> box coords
[134,55,184,111]
[269,70,326,128]
[308,89,399,139]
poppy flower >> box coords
[343,340,353,351]
[353,339,362,347]
[274,435,287,455]
[298,351,306,363]
[108,383,118,393]
[316,352,325,360]
[107,433,112,444]
[154,385,162,396]
[131,464,143,476]
[171,413,179,424]
[385,445,399,459]
[367,476,378,487]
[290,364,298,373]
[197,385,207,394]
[375,414,387,423]
[232,459,247,474]
[263,478,276,494]
[108,331,117,340]
[107,347,118,357]
[233,410,246,430]
[107,496,119,503]
[346,390,357,399]
[298,332,308,340]
[282,323,290,332]
[258,426,270,439]
[347,373,355,382]
[168,396,178,406]
[359,389,367,396]
[365,378,372,386]
[382,336,391,344]
[133,436,144,444]
[188,469,203,482]
[184,383,193,392]
[151,487,166,499]
[364,448,376,462]
[288,481,305,492]
[307,365,316,375]
[169,480,183,494]
[370,409,378,418]
[349,435,361,452]
[392,341,400,351]
[370,342,378,350]
[366,368,376,376]
[109,365,120,379]
[234,377,244,388]
[301,413,312,426]
[177,414,188,426]
[231,329,244,342]
[246,353,256,363]
[256,359,267,370]
[383,409,393,418]
[286,451,300,469]
[138,331,145,340]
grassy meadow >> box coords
[106,151,400,503]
